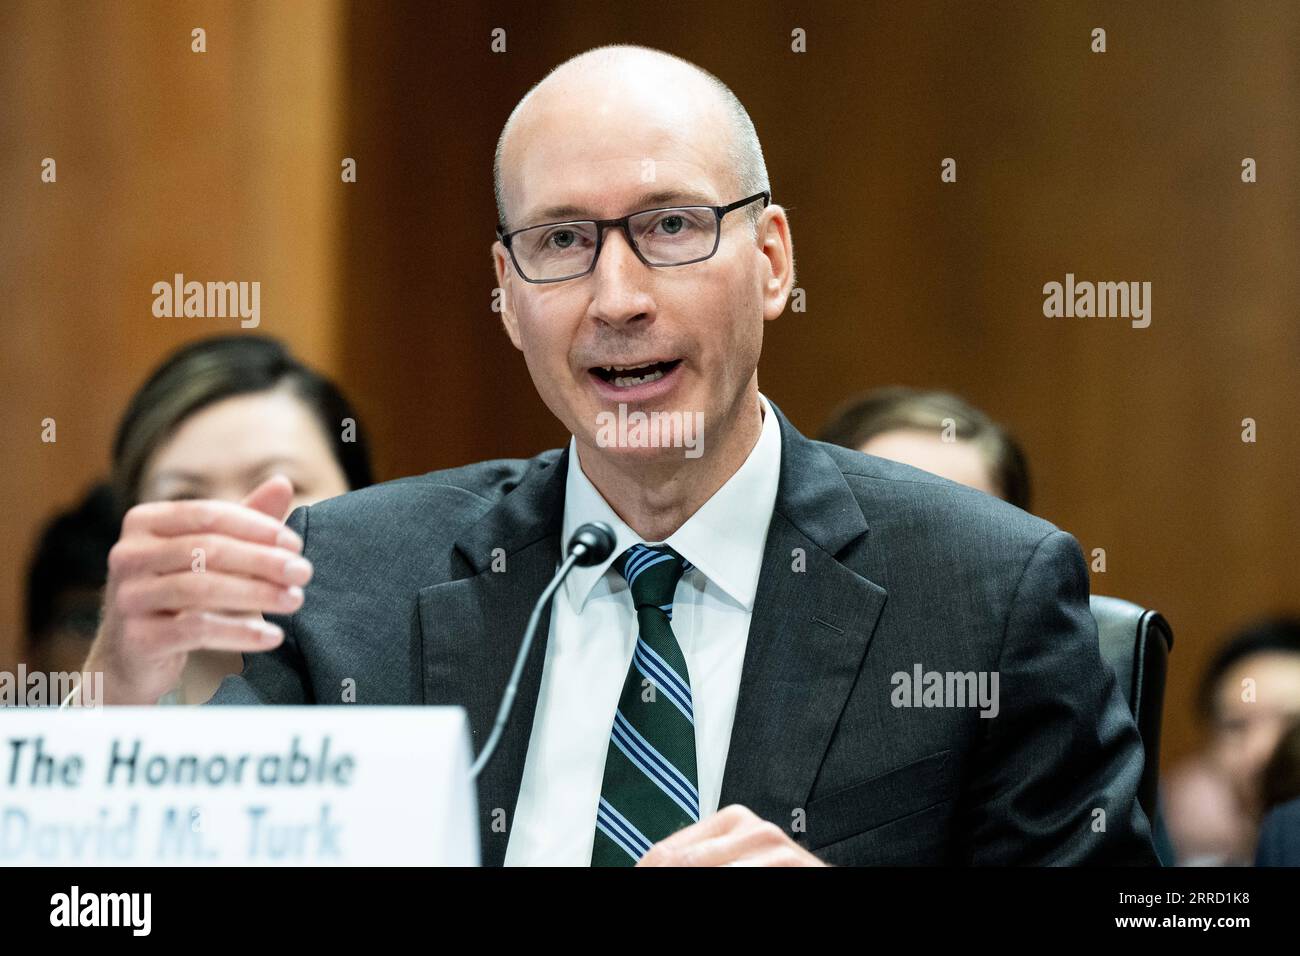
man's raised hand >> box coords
[82,475,312,704]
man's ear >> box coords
[757,206,795,321]
[492,241,524,350]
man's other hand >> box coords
[637,804,828,867]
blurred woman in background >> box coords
[1164,618,1300,864]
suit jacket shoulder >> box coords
[306,449,562,542]
[727,426,1155,864]
[819,437,1059,554]
[207,448,567,707]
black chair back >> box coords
[1090,594,1174,821]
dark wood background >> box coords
[3,0,1297,774]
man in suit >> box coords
[84,45,1156,866]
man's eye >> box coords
[648,212,707,238]
[543,227,595,251]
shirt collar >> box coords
[561,393,782,613]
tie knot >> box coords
[615,544,687,608]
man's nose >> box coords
[587,227,655,326]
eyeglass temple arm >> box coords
[718,191,771,216]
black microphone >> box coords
[469,521,616,779]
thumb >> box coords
[241,474,296,524]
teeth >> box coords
[613,369,665,388]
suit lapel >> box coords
[416,406,886,863]
[718,407,887,833]
[417,449,568,867]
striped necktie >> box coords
[591,543,698,866]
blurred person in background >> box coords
[1259,719,1300,820]
[25,483,119,678]
[1256,794,1300,865]
[818,386,1032,511]
[103,335,373,704]
[1164,617,1300,864]
[1255,721,1300,865]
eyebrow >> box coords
[150,456,304,486]
[520,189,721,227]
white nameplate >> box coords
[0,707,479,866]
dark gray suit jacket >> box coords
[209,403,1157,866]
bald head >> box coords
[486,45,797,503]
[493,45,769,232]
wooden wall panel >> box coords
[0,0,346,665]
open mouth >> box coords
[589,359,682,389]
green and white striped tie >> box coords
[591,543,699,866]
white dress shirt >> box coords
[504,394,782,865]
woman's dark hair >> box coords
[26,482,119,641]
[818,386,1032,511]
[112,335,373,507]
[1196,616,1300,723]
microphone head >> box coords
[568,522,616,566]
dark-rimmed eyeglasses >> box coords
[496,191,770,284]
